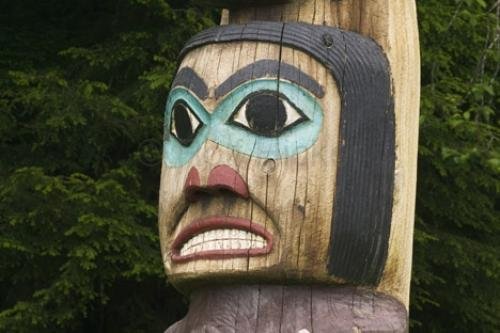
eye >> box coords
[229,91,308,137]
[170,100,202,146]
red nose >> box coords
[183,165,249,202]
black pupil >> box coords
[172,102,196,146]
[245,92,287,137]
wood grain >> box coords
[224,0,421,307]
[178,20,395,287]
[159,0,420,316]
[160,37,342,291]
[165,285,408,333]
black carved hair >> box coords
[179,21,395,285]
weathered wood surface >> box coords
[160,36,342,287]
[176,21,395,287]
[165,285,408,333]
[223,0,421,307]
[159,3,419,332]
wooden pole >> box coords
[159,1,420,331]
[167,285,407,332]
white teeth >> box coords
[251,236,265,249]
[178,228,268,256]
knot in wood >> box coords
[322,33,334,48]
[262,158,276,174]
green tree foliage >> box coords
[0,0,498,332]
[411,0,499,331]
[0,1,213,331]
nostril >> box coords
[184,165,249,203]
[207,165,249,199]
[185,167,200,187]
[184,167,201,202]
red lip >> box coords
[171,216,273,263]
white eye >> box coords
[170,101,202,146]
[230,91,307,137]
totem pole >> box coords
[159,1,420,331]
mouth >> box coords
[171,216,273,263]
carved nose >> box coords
[184,165,249,202]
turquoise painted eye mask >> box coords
[163,79,324,167]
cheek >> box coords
[250,99,337,271]
[266,109,338,275]
[243,137,335,267]
[159,165,191,229]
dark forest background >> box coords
[0,0,498,332]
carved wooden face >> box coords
[159,41,341,287]
[159,22,396,291]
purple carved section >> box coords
[166,285,408,333]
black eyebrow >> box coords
[214,59,325,99]
[171,67,209,100]
[181,22,395,285]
